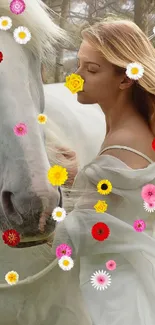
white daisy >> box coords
[126,62,144,80]
[0,16,12,31]
[13,26,31,44]
[90,270,111,291]
[143,201,155,213]
[5,270,19,285]
[52,207,66,222]
[58,256,74,271]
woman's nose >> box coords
[74,67,85,80]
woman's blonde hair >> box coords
[82,19,155,135]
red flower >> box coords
[91,222,110,241]
[0,52,3,63]
[2,229,20,246]
[152,138,155,151]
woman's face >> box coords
[75,40,125,106]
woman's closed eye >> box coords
[87,69,97,74]
[76,64,97,74]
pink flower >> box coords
[143,201,155,213]
[133,219,146,232]
[10,0,26,15]
[141,184,155,203]
[106,260,116,271]
[90,270,111,290]
[56,243,72,259]
[13,123,27,136]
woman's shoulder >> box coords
[99,128,155,169]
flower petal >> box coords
[90,270,111,290]
[91,222,110,241]
[126,62,144,80]
[13,26,31,44]
[2,229,20,246]
[10,0,26,15]
[5,270,19,285]
[47,165,68,186]
[58,256,74,271]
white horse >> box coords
[0,1,105,324]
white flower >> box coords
[90,270,111,291]
[13,26,31,44]
[5,270,19,285]
[143,201,155,213]
[126,62,144,80]
[52,207,66,222]
[153,26,155,35]
[58,256,74,271]
[0,16,12,30]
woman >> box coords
[51,20,155,325]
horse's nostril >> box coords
[1,189,61,234]
[2,191,23,225]
[2,191,14,214]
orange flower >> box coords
[5,270,19,285]
[37,114,47,124]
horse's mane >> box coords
[1,0,70,65]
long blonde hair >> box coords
[82,19,155,135]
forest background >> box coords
[41,0,155,84]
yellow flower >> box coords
[47,165,68,186]
[64,73,84,94]
[5,271,19,285]
[37,114,47,124]
[94,200,108,213]
[97,179,112,195]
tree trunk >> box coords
[54,0,70,83]
[134,0,148,34]
[87,0,96,25]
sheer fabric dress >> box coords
[52,146,155,325]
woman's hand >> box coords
[46,147,79,248]
[55,146,79,187]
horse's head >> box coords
[0,0,70,247]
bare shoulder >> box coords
[101,128,155,169]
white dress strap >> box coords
[99,145,154,164]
